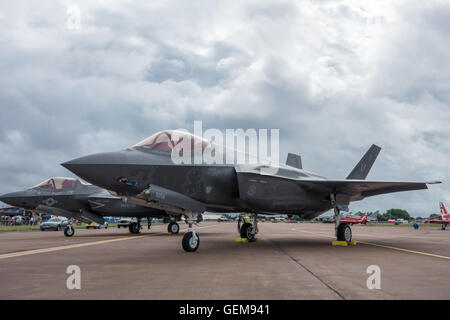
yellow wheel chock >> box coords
[235,237,259,243]
[332,240,357,246]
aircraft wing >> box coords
[34,205,96,224]
[296,179,441,202]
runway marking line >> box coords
[0,224,220,260]
[0,235,148,260]
[295,229,450,261]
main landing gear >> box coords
[181,213,201,252]
[442,223,448,230]
[238,214,259,241]
[332,195,352,245]
[129,219,141,234]
[336,222,352,243]
[168,221,180,234]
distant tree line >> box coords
[351,209,434,221]
[376,209,411,221]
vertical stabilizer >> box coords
[286,153,302,169]
[346,144,381,180]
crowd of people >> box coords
[0,214,41,226]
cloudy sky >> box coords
[0,0,449,216]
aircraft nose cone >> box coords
[61,154,98,172]
[0,191,25,207]
[61,151,126,188]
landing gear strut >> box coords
[442,223,448,230]
[182,213,200,252]
[147,218,152,230]
[129,219,141,234]
[238,214,258,241]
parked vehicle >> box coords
[40,217,69,231]
[117,218,132,228]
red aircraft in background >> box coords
[425,202,450,230]
[332,213,369,225]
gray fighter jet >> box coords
[61,130,441,252]
[0,177,183,236]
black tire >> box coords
[442,225,446,230]
[182,232,200,252]
[168,222,180,234]
[64,226,75,237]
[56,225,61,231]
[337,223,352,244]
[240,222,255,241]
[129,222,140,233]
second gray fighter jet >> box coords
[0,177,182,236]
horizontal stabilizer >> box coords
[286,153,302,169]
[296,179,436,202]
[346,144,381,180]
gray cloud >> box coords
[0,0,448,215]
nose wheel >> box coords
[64,225,75,237]
[129,221,141,233]
[181,213,201,252]
[182,231,200,252]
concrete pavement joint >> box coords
[266,237,346,300]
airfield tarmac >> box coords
[0,222,449,299]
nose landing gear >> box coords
[64,225,75,237]
[129,219,141,234]
[181,213,201,252]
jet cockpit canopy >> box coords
[133,130,211,152]
[33,177,76,190]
